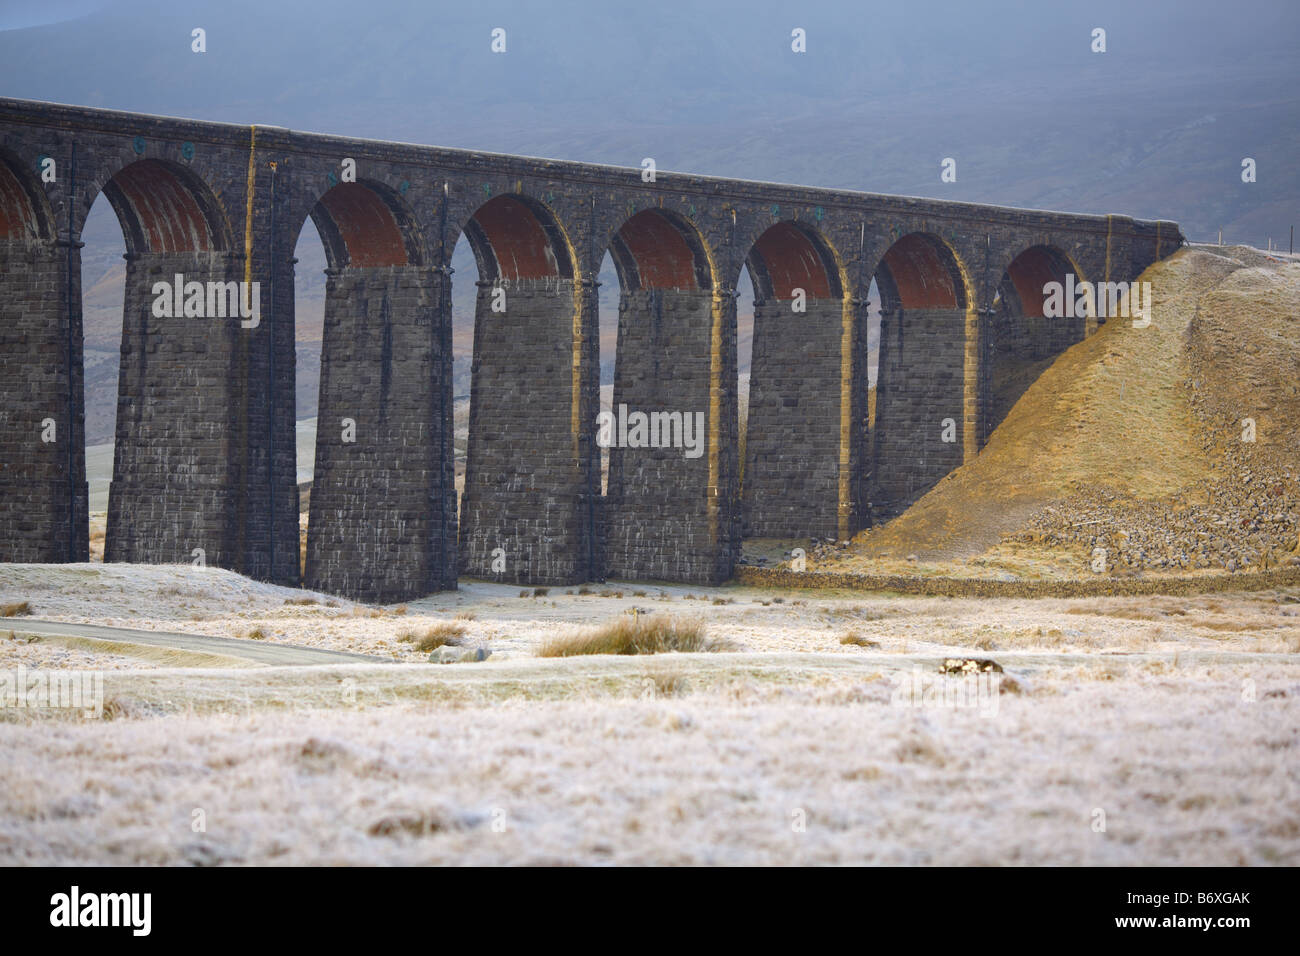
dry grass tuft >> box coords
[537,614,730,657]
[1,601,32,618]
[399,621,467,652]
[840,631,880,647]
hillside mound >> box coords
[826,246,1299,578]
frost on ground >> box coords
[3,564,1299,663]
[2,671,1297,866]
[1,563,1297,865]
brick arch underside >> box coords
[314,183,410,268]
[611,210,708,291]
[749,221,836,300]
[1002,245,1076,318]
[875,233,964,310]
[0,158,46,240]
[103,160,223,253]
[467,195,568,280]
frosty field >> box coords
[2,564,1297,865]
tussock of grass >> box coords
[536,614,730,657]
[398,621,467,652]
[246,627,267,640]
[840,631,880,647]
[283,597,318,606]
[1,601,32,618]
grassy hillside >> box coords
[823,246,1300,579]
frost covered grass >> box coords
[2,667,1297,865]
[1,563,1298,865]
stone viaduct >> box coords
[0,98,1184,602]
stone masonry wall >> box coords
[305,265,447,602]
[744,296,843,540]
[606,288,736,583]
[872,307,968,522]
[0,240,87,562]
[105,251,244,566]
[0,98,1185,600]
[459,277,593,584]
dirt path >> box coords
[4,619,385,666]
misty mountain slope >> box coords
[1,0,1295,244]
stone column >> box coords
[0,238,88,562]
[305,264,448,603]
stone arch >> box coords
[95,158,242,569]
[0,146,76,564]
[743,220,842,301]
[307,180,426,269]
[0,148,55,242]
[741,220,847,540]
[981,244,1090,444]
[606,208,712,292]
[599,205,734,583]
[301,179,445,600]
[869,231,975,522]
[995,244,1085,318]
[98,158,233,254]
[455,191,594,585]
[871,231,970,313]
[460,193,573,281]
